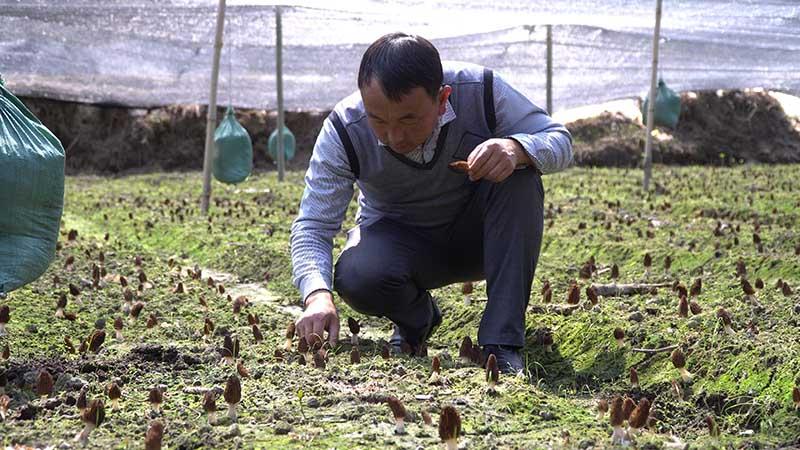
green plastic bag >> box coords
[642,79,681,129]
[268,125,296,162]
[213,107,253,184]
[0,77,65,294]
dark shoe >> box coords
[483,344,524,375]
[389,297,442,355]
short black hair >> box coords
[358,32,443,102]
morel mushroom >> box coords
[609,396,625,445]
[0,305,9,335]
[144,420,164,450]
[224,375,241,421]
[486,354,499,394]
[429,355,442,385]
[716,308,736,336]
[347,317,361,346]
[56,293,67,318]
[203,390,218,424]
[74,399,105,443]
[108,382,122,409]
[627,398,650,435]
[114,317,124,341]
[387,396,407,434]
[148,387,163,413]
[439,405,461,450]
[36,369,54,399]
[462,282,474,306]
[671,348,692,382]
[596,398,608,421]
[613,327,625,348]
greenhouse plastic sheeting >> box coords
[0,78,65,294]
[1,1,799,112]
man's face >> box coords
[361,80,451,154]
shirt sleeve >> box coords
[290,116,356,304]
[492,72,573,174]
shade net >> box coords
[2,0,799,111]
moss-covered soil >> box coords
[1,165,799,449]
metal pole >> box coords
[201,0,227,215]
[643,0,662,192]
[275,6,285,181]
[546,24,553,114]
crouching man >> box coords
[290,32,572,373]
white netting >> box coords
[1,0,798,111]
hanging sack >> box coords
[213,106,253,184]
[0,77,65,294]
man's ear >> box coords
[438,85,452,115]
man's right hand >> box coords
[295,290,340,347]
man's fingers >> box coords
[311,320,325,347]
[486,163,511,183]
[327,314,340,346]
[468,144,490,175]
[471,150,502,180]
[466,142,485,166]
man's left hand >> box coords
[466,138,532,183]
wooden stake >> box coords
[546,24,553,114]
[643,0,662,192]
[275,6,286,182]
[201,0,227,215]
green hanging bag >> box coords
[268,125,296,163]
[0,77,65,294]
[213,106,253,184]
[642,79,682,129]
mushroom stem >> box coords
[679,368,693,382]
[223,356,234,365]
[0,324,6,335]
[228,403,238,421]
[394,417,405,435]
[616,338,625,348]
[208,411,217,425]
[596,411,605,421]
[351,334,359,346]
[611,425,626,445]
[115,330,124,341]
[55,308,65,318]
[111,399,120,410]
[74,423,95,442]
[463,294,472,306]
[724,325,736,336]
[545,344,553,353]
[445,438,458,450]
[151,403,161,413]
[428,372,441,385]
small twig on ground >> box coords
[630,344,679,355]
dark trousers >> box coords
[333,167,544,347]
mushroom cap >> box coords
[36,369,54,397]
[671,348,686,369]
[285,321,296,340]
[716,308,732,326]
[628,398,651,428]
[347,317,360,335]
[144,420,164,450]
[622,397,635,420]
[130,302,145,318]
[629,367,639,385]
[613,327,625,340]
[88,330,106,354]
[609,396,624,426]
[114,317,124,330]
[597,398,608,413]
[82,399,106,427]
[461,282,474,295]
[458,336,473,358]
[148,387,163,404]
[486,354,499,383]
[76,390,88,410]
[567,283,580,304]
[741,279,756,295]
[252,324,263,342]
[643,253,652,267]
[203,390,217,412]
[431,356,441,374]
[224,375,241,405]
[56,294,68,309]
[387,396,406,419]
[793,386,800,404]
[438,405,461,441]
[0,305,9,323]
[108,383,122,400]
